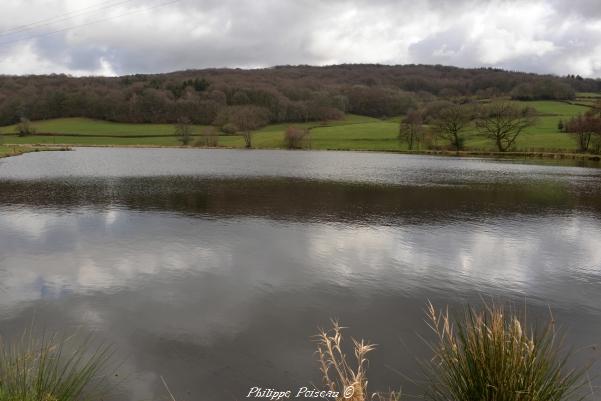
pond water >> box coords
[0,148,600,400]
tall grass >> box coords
[316,321,401,401]
[0,329,113,401]
[425,302,586,401]
[315,304,589,401]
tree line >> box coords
[0,64,596,130]
[398,101,538,152]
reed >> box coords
[425,302,586,401]
[0,329,112,401]
[315,321,401,401]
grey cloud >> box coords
[0,0,600,76]
[551,0,601,19]
[33,36,109,72]
[408,26,476,67]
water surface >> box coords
[1,148,600,400]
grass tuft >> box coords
[425,302,586,401]
[0,329,113,401]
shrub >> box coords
[221,123,238,134]
[174,117,192,145]
[283,126,310,149]
[425,302,585,401]
[16,117,36,137]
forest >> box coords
[0,64,596,128]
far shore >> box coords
[2,142,599,164]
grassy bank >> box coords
[1,145,44,158]
[0,145,70,159]
[0,100,597,157]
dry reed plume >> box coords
[316,321,401,401]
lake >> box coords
[0,148,600,400]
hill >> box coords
[0,64,599,127]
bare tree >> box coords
[227,106,270,148]
[476,102,537,152]
[398,109,423,150]
[564,112,601,152]
[433,104,471,150]
[174,117,192,145]
[194,126,219,147]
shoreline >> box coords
[5,143,600,163]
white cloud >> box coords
[0,0,600,76]
[0,42,116,76]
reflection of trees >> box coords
[0,177,595,223]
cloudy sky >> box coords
[0,0,600,77]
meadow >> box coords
[0,146,13,157]
[0,99,593,154]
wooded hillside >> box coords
[0,64,598,126]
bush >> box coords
[174,117,192,145]
[425,302,585,401]
[16,117,36,137]
[221,123,238,134]
[283,126,310,149]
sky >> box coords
[0,0,600,77]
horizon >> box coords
[1,0,601,78]
[0,62,598,80]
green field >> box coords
[0,145,14,157]
[462,100,587,151]
[0,100,594,153]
